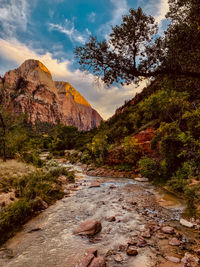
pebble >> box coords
[180,218,194,228]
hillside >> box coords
[0,59,102,131]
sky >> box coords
[0,0,169,119]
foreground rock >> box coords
[181,252,199,267]
[180,218,194,228]
[89,257,106,267]
[74,220,102,236]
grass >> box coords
[0,161,75,246]
[0,160,35,193]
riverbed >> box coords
[0,163,199,267]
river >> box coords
[0,163,199,267]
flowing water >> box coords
[0,163,196,267]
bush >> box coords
[22,152,43,167]
[138,156,159,180]
[0,199,34,245]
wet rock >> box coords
[169,238,181,246]
[89,256,106,267]
[161,226,174,234]
[89,181,101,188]
[109,184,116,189]
[156,233,166,239]
[181,252,199,267]
[137,239,147,247]
[118,244,127,252]
[135,177,149,182]
[180,218,194,228]
[126,246,138,256]
[113,254,123,263]
[85,248,98,257]
[74,220,102,236]
[141,230,151,238]
[165,256,180,263]
[76,253,95,267]
[107,216,116,222]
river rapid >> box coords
[0,163,199,267]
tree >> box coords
[75,5,200,86]
[0,81,25,161]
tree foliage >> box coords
[75,2,200,86]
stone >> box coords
[169,238,181,246]
[85,248,98,257]
[134,177,149,182]
[2,59,102,131]
[180,218,194,228]
[165,256,180,263]
[107,216,116,222]
[161,226,174,234]
[181,252,199,267]
[76,254,94,267]
[90,181,101,188]
[109,184,116,189]
[89,257,106,267]
[126,246,138,256]
[74,220,102,236]
[113,254,123,263]
[141,230,151,238]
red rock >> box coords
[85,248,98,257]
[76,253,95,267]
[89,257,106,267]
[89,181,101,188]
[141,230,151,238]
[2,59,102,131]
[181,252,199,267]
[74,220,102,236]
[161,226,174,234]
[109,184,116,189]
[169,238,181,246]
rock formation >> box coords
[0,59,102,131]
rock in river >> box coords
[134,177,149,182]
[180,218,194,228]
[90,181,101,188]
[74,220,102,236]
[161,226,174,234]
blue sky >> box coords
[0,0,169,119]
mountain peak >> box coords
[55,81,91,107]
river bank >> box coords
[0,162,199,267]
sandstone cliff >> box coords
[0,60,102,131]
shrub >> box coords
[138,156,159,180]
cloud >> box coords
[0,0,29,37]
[0,38,146,119]
[49,19,89,44]
[98,0,129,38]
[88,12,96,23]
[142,0,169,24]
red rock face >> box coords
[1,59,102,131]
[134,127,156,155]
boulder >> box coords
[76,254,95,267]
[89,257,106,267]
[74,220,102,236]
[180,218,194,228]
[126,246,138,256]
[169,238,181,246]
[161,226,174,234]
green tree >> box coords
[75,5,200,86]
